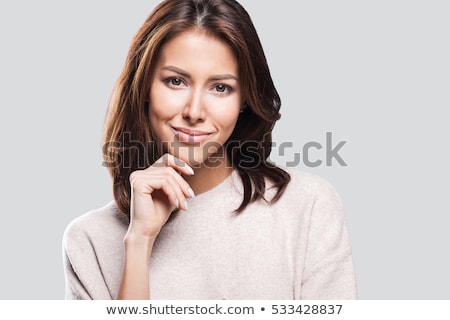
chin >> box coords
[167,148,205,168]
[169,147,227,169]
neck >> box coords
[182,151,233,196]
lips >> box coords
[172,126,212,144]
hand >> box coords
[127,153,195,239]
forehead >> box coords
[155,29,239,76]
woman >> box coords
[63,0,356,300]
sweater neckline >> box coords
[187,169,239,203]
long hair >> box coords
[103,0,290,216]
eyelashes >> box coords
[168,77,184,87]
[162,77,185,88]
[214,84,230,93]
[163,77,234,95]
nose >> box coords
[182,89,205,123]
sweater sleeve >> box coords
[62,243,91,300]
[62,220,114,300]
[300,179,357,299]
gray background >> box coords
[0,0,448,299]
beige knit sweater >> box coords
[63,168,357,299]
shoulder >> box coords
[276,166,341,203]
[63,201,128,252]
[264,166,345,220]
[62,201,128,299]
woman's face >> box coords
[149,29,242,167]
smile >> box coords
[172,127,212,144]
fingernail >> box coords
[187,187,195,198]
[186,166,195,175]
[175,199,179,209]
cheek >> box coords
[222,113,240,133]
[211,99,241,131]
[150,84,186,120]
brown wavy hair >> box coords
[103,0,291,216]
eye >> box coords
[170,78,183,86]
[164,77,187,89]
[214,84,231,93]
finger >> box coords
[131,167,194,208]
[162,166,195,199]
[158,177,185,209]
[144,171,189,210]
[136,173,181,209]
[146,156,195,199]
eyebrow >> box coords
[160,66,238,81]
